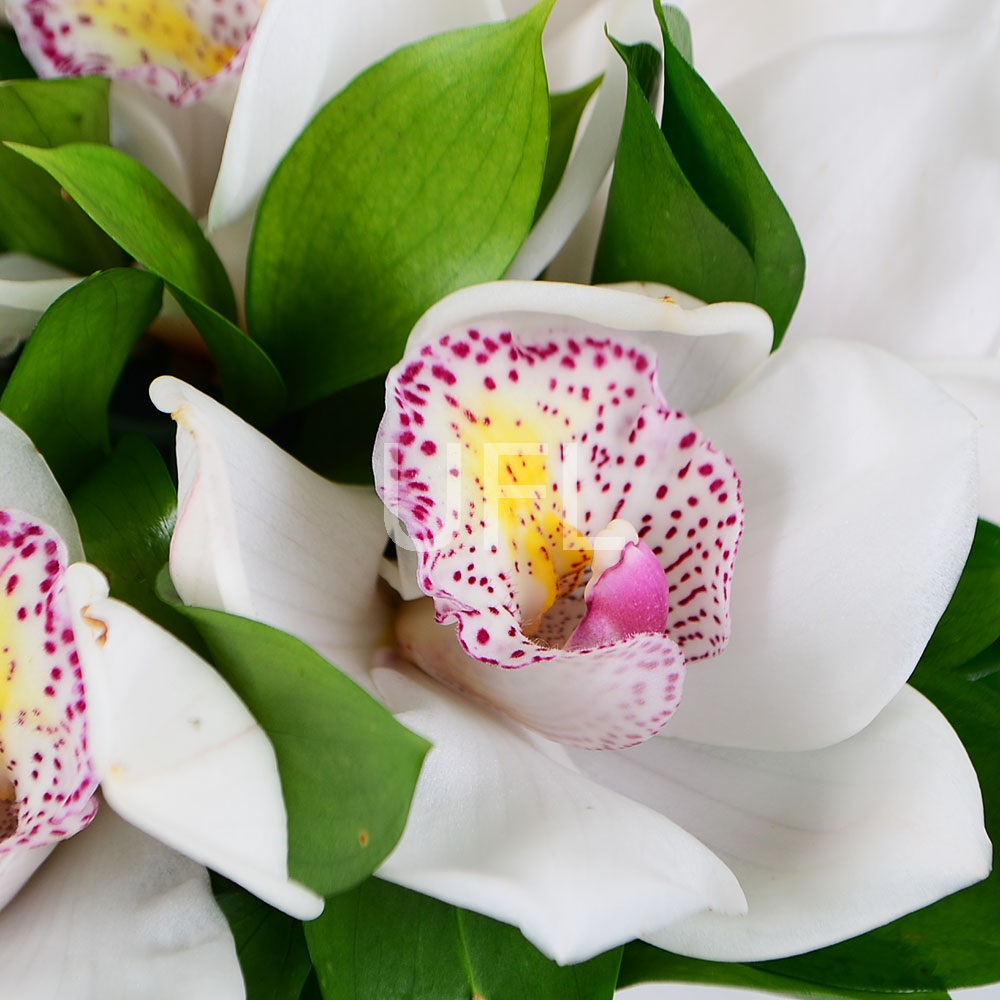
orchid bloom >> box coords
[0,410,320,995]
[153,280,989,966]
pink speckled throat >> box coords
[0,511,97,852]
[376,325,744,750]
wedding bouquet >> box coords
[0,0,997,997]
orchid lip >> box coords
[376,322,744,750]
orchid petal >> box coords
[676,0,992,89]
[66,562,321,920]
[0,804,243,999]
[0,412,83,562]
[150,376,389,688]
[7,0,258,105]
[716,20,1000,360]
[208,0,506,231]
[922,357,1000,525]
[374,655,747,966]
[571,685,990,961]
[0,254,80,356]
[668,338,978,750]
[406,281,772,414]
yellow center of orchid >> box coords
[77,0,238,76]
[462,399,592,633]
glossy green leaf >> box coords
[8,140,286,423]
[0,28,36,80]
[0,77,125,271]
[70,434,202,647]
[594,3,804,346]
[618,945,950,1000]
[0,268,162,491]
[8,141,235,317]
[307,878,622,1000]
[215,886,313,1000]
[536,76,602,222]
[593,38,757,306]
[919,519,1000,673]
[169,602,429,896]
[247,0,554,407]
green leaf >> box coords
[8,140,286,423]
[8,141,235,317]
[593,38,758,305]
[0,28,36,80]
[306,878,622,1000]
[618,944,951,1000]
[216,886,313,1000]
[70,434,203,647]
[0,78,125,271]
[918,519,1000,673]
[0,268,162,491]
[594,3,805,347]
[535,76,602,222]
[168,602,429,896]
[247,0,554,408]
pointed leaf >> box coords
[70,434,201,646]
[594,5,805,346]
[306,878,622,1000]
[7,141,235,317]
[215,886,313,1000]
[7,140,286,423]
[0,77,125,271]
[0,267,162,491]
[246,1,554,407]
[169,602,429,896]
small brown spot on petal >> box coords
[81,608,108,647]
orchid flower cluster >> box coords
[0,0,997,998]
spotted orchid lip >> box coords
[6,0,261,105]
[0,510,97,855]
[376,322,744,750]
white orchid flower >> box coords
[152,280,989,966]
[0,410,321,996]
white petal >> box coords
[571,685,990,961]
[0,805,243,1000]
[716,19,1000,360]
[0,254,80,356]
[65,562,322,920]
[675,0,992,89]
[0,844,54,912]
[407,280,772,413]
[669,338,978,750]
[208,0,506,231]
[373,654,746,966]
[149,376,389,688]
[0,410,83,562]
[922,357,1000,524]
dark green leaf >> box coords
[8,140,286,423]
[169,603,429,896]
[247,0,554,407]
[536,76,602,222]
[307,878,622,1000]
[593,38,756,304]
[70,434,202,647]
[593,4,804,346]
[918,519,1000,673]
[0,28,36,80]
[8,141,236,318]
[0,268,162,491]
[216,887,313,1000]
[0,78,125,271]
